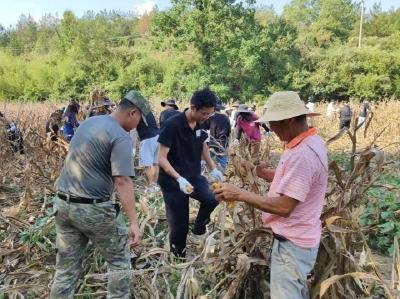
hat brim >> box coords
[237,109,251,113]
[161,101,179,110]
[256,110,321,123]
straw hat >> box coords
[257,91,320,122]
[232,101,240,108]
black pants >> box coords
[340,119,351,130]
[161,175,218,257]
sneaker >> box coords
[192,217,210,235]
[187,232,206,246]
[192,225,207,235]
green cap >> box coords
[123,90,151,115]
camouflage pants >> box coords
[50,196,131,299]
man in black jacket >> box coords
[134,92,161,193]
[159,99,180,129]
[204,100,231,172]
[339,101,352,130]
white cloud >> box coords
[133,1,156,16]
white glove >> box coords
[210,168,224,182]
[263,131,271,137]
[177,176,194,194]
[233,139,240,146]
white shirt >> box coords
[326,102,335,117]
[306,102,315,112]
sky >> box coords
[0,0,399,28]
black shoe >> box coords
[192,225,206,235]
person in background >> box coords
[160,99,180,129]
[0,112,24,154]
[262,103,268,115]
[214,91,327,299]
[229,100,240,129]
[234,104,268,162]
[135,93,161,193]
[204,99,231,172]
[46,108,64,142]
[306,99,315,112]
[339,100,352,130]
[306,99,316,127]
[158,88,224,258]
[62,100,80,142]
[358,99,371,128]
[130,128,138,159]
[50,90,149,298]
[326,101,336,120]
[86,88,113,118]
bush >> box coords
[360,172,400,256]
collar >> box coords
[183,110,200,131]
[286,127,317,149]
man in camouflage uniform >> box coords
[50,90,150,298]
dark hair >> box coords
[118,98,139,111]
[190,88,217,110]
[294,114,307,122]
[238,112,252,122]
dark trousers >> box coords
[161,175,218,257]
[340,119,351,130]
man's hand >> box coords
[255,162,268,177]
[129,222,141,247]
[213,183,243,202]
[255,163,275,181]
[177,176,194,194]
[210,168,224,182]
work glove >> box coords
[177,176,194,194]
[210,168,225,182]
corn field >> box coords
[0,101,399,298]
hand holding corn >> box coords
[212,182,241,208]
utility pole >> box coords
[358,0,365,48]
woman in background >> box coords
[234,104,268,162]
[62,101,80,142]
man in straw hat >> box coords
[214,91,328,299]
[50,90,149,298]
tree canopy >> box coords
[0,0,399,103]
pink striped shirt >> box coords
[262,134,328,248]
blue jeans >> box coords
[211,152,228,172]
[270,238,319,299]
[161,175,218,257]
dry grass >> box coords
[0,100,399,298]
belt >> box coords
[273,233,288,242]
[57,192,109,204]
